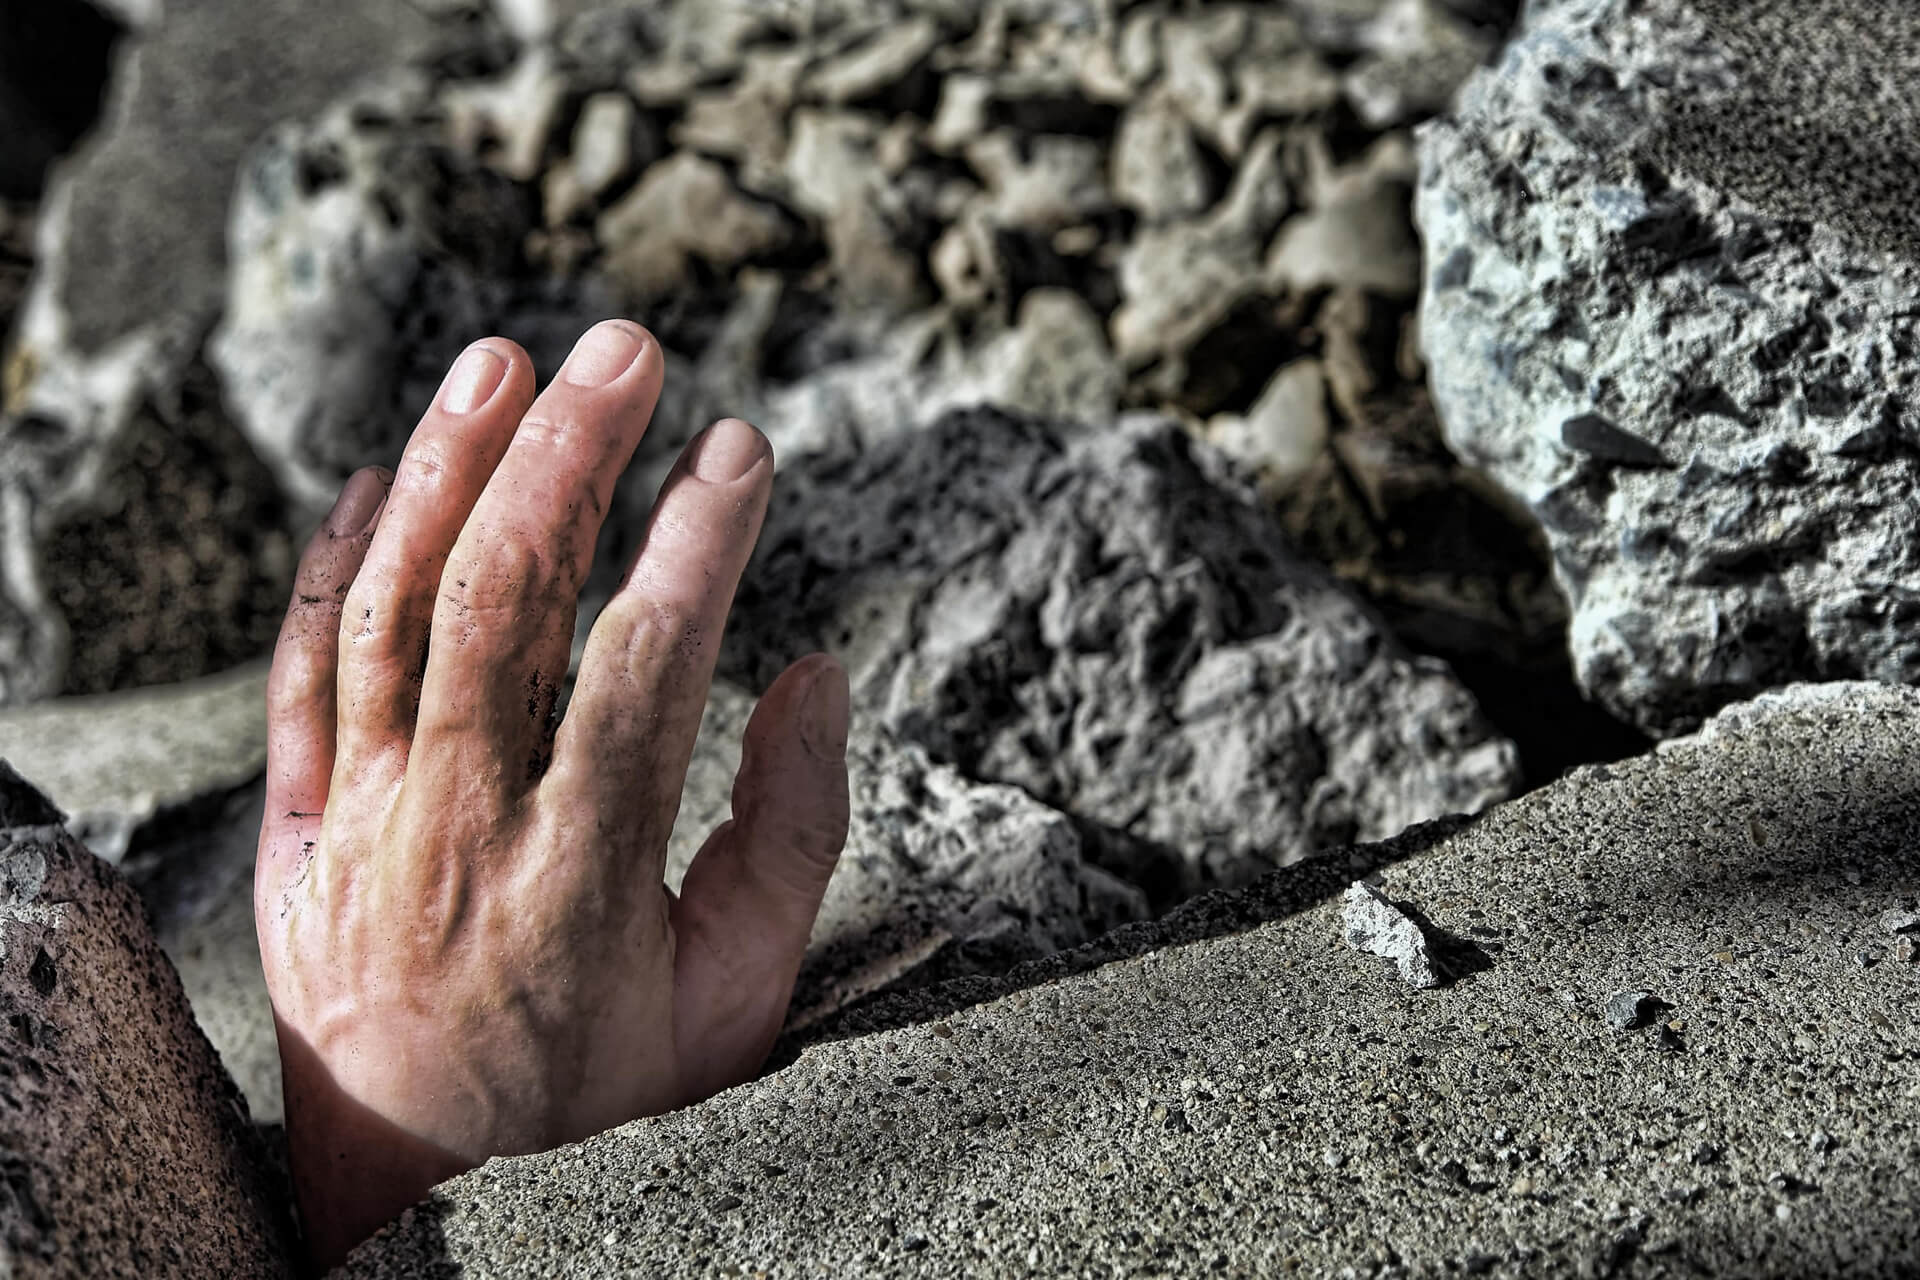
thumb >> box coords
[669,653,851,1101]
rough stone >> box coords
[1880,908,1920,936]
[1339,0,1498,129]
[665,684,1147,1026]
[0,761,290,1275]
[597,150,793,300]
[1342,879,1440,988]
[443,47,569,184]
[965,131,1111,234]
[963,288,1123,426]
[0,662,268,863]
[1110,89,1213,224]
[725,407,1519,893]
[803,18,940,105]
[1416,0,1920,735]
[1110,127,1292,367]
[1205,356,1331,486]
[1603,988,1661,1031]
[1268,176,1422,299]
[209,70,609,509]
[344,683,1920,1279]
[782,110,928,311]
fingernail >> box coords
[561,320,647,388]
[326,469,387,536]
[689,418,767,483]
[441,345,507,414]
[799,659,850,763]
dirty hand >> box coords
[253,320,851,1269]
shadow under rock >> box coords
[768,811,1479,1068]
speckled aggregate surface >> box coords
[343,683,1920,1278]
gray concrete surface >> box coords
[343,681,1920,1278]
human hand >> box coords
[253,320,850,1269]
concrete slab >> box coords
[344,682,1920,1277]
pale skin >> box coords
[254,319,852,1271]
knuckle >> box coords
[392,436,456,496]
[267,642,332,717]
[609,595,704,672]
[434,536,567,649]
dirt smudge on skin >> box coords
[524,667,559,782]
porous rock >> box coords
[1417,0,1920,735]
[665,684,1147,1026]
[210,71,617,509]
[0,761,290,1275]
[724,407,1519,893]
[0,0,461,701]
[343,683,1920,1279]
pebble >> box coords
[1604,990,1661,1031]
[1342,881,1442,989]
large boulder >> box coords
[724,408,1520,895]
[0,762,291,1276]
[343,683,1920,1277]
[0,0,471,703]
[1416,0,1920,736]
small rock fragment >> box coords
[1343,881,1441,989]
[1604,989,1662,1031]
[1880,908,1920,935]
[443,49,567,182]
[1266,178,1420,298]
[804,18,939,104]
[596,152,791,298]
[1207,358,1329,486]
[569,92,639,198]
[1112,90,1214,223]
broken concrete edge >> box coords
[773,810,1479,1065]
[338,678,1920,1277]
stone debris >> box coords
[665,684,1150,1026]
[1603,989,1662,1032]
[1342,880,1441,989]
[1,0,1530,709]
[1417,0,1920,736]
[0,761,290,1273]
[724,408,1520,896]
